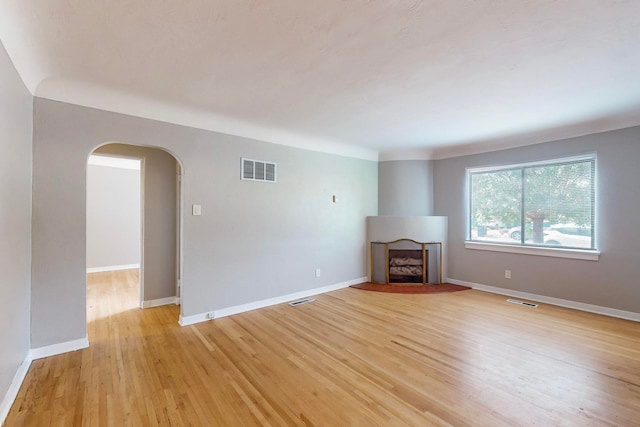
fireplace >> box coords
[388,249,425,284]
[370,238,442,285]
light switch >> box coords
[192,204,202,216]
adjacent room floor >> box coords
[7,271,640,426]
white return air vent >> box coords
[242,158,276,182]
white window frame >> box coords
[465,153,600,261]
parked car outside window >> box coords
[543,225,592,248]
[508,223,590,248]
[508,221,550,241]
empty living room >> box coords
[1,1,639,426]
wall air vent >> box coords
[242,158,277,182]
[506,299,538,308]
[288,298,314,307]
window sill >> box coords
[464,241,600,261]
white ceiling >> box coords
[1,0,639,160]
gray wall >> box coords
[434,126,640,313]
[31,98,378,347]
[95,144,178,302]
[0,42,32,409]
[378,160,433,215]
[86,162,141,270]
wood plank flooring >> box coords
[6,270,640,426]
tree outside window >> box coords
[469,155,595,250]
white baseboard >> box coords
[29,336,90,360]
[179,276,367,326]
[86,264,140,273]
[0,355,32,425]
[0,336,90,424]
[179,312,210,326]
[141,296,179,309]
[448,278,640,322]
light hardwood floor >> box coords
[7,270,640,426]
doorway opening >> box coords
[87,154,142,318]
[86,143,183,327]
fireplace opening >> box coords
[370,239,442,285]
[388,249,425,284]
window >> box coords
[468,154,596,251]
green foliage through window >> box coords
[468,155,596,250]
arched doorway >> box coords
[86,143,183,323]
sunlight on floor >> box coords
[87,269,140,323]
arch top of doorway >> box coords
[87,140,184,172]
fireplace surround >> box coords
[370,238,442,285]
[367,216,448,284]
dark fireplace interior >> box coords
[388,249,426,284]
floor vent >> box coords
[506,298,538,308]
[289,298,314,307]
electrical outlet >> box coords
[315,268,321,278]
[207,311,216,319]
[505,270,511,279]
